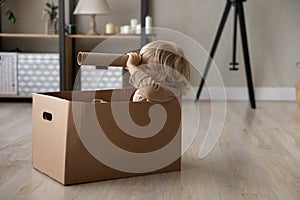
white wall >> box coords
[151,0,300,87]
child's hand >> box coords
[126,52,141,69]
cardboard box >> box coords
[297,81,300,105]
[32,89,181,185]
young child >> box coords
[126,40,190,102]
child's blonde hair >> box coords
[140,40,190,93]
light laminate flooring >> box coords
[0,101,300,200]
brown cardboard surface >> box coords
[32,89,181,185]
[32,94,69,183]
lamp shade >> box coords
[74,0,112,15]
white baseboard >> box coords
[196,87,296,101]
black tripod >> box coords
[196,0,256,109]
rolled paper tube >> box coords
[77,52,129,67]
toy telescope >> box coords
[77,52,129,67]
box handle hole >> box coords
[43,112,52,121]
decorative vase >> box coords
[45,19,58,34]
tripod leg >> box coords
[196,1,232,101]
[237,0,256,109]
[230,3,239,70]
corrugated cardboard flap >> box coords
[32,93,70,184]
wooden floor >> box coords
[0,101,300,200]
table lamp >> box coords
[73,0,112,35]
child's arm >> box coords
[125,52,141,74]
[130,70,177,102]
